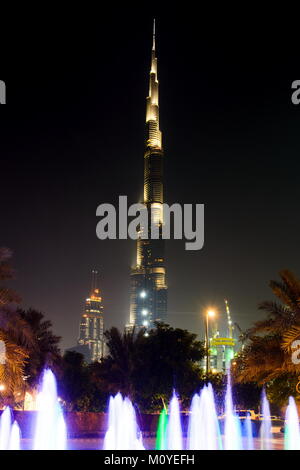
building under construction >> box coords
[209,300,236,372]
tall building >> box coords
[129,20,168,330]
[78,270,104,361]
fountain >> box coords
[0,406,12,450]
[103,393,144,450]
[2,367,300,450]
[260,389,272,450]
[243,413,254,450]
[166,392,183,450]
[284,396,300,450]
[155,408,168,450]
[224,373,242,450]
[0,406,21,450]
[33,369,67,450]
[187,384,222,449]
[9,421,21,450]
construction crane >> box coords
[234,321,246,345]
[224,299,234,339]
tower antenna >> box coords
[152,18,156,50]
[91,269,99,293]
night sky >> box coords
[1,7,299,351]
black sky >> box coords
[1,6,300,350]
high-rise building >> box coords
[129,20,168,330]
[78,270,104,361]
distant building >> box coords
[210,337,236,372]
[208,300,237,373]
[78,270,104,362]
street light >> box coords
[205,309,216,377]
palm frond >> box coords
[282,325,300,353]
[0,333,28,394]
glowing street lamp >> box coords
[0,384,5,392]
[205,309,216,377]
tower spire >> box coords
[152,19,156,51]
[91,269,99,293]
[146,19,161,150]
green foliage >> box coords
[58,351,90,411]
[234,270,300,407]
[58,351,108,412]
[18,308,61,387]
[0,249,62,401]
[100,326,145,397]
[266,374,299,408]
[232,382,262,410]
[0,248,28,402]
[98,322,206,412]
[0,247,21,304]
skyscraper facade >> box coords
[129,21,168,330]
[78,270,104,361]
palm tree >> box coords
[0,247,20,305]
[0,248,30,400]
[234,270,300,386]
[101,326,146,398]
[17,308,61,387]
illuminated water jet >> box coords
[260,390,272,450]
[9,421,21,450]
[224,373,242,450]
[284,396,300,450]
[166,393,183,450]
[243,413,254,450]
[103,393,144,450]
[155,408,168,450]
[187,384,222,449]
[33,369,67,450]
[0,407,21,450]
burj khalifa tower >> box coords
[129,21,168,330]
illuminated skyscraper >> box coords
[129,20,167,330]
[78,270,104,361]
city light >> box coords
[142,309,148,315]
[140,291,147,298]
[0,384,5,392]
[207,309,216,318]
[204,309,217,376]
[143,320,148,326]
